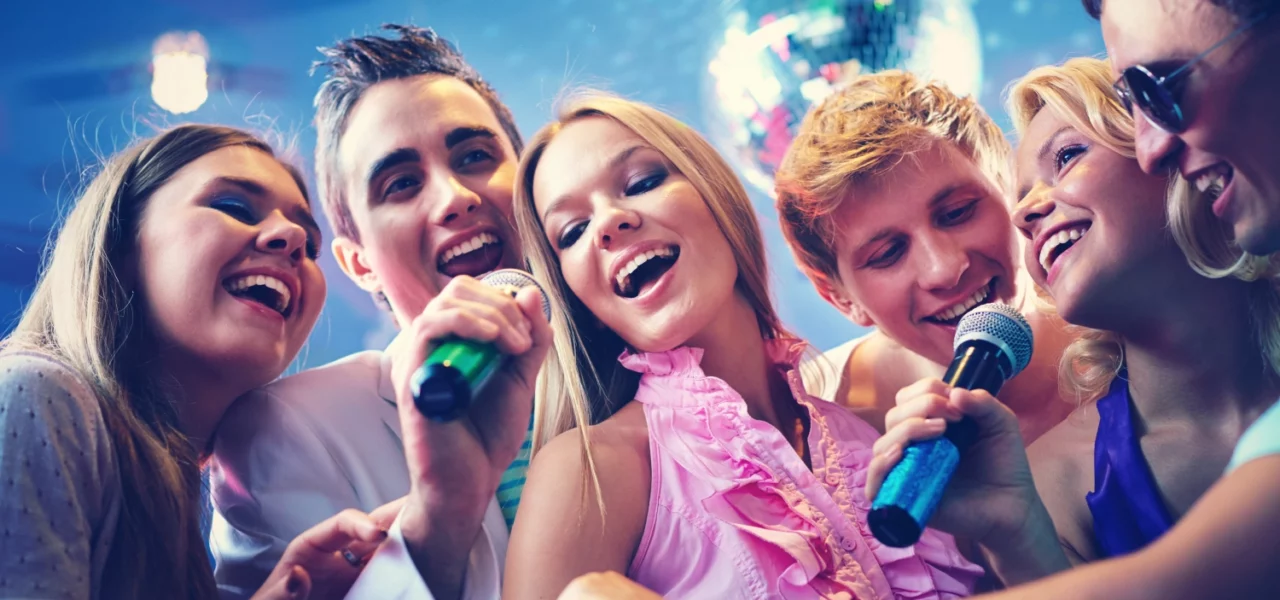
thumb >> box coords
[284,565,311,600]
[370,496,408,530]
[261,560,308,598]
[515,285,553,366]
[950,388,1018,438]
[518,285,550,329]
[250,564,309,600]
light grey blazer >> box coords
[208,333,505,599]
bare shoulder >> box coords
[508,403,652,599]
[527,402,651,491]
[1027,404,1100,563]
[834,333,937,431]
[1027,411,1094,515]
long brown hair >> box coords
[6,124,308,598]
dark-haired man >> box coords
[209,25,544,599]
[1084,0,1280,254]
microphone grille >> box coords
[955,303,1034,377]
[480,269,552,321]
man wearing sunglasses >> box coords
[1084,0,1280,255]
[940,6,1280,598]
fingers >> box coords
[894,378,953,407]
[949,387,1001,415]
[370,496,408,530]
[885,380,964,432]
[284,509,388,566]
[869,377,967,502]
[866,444,903,501]
[405,276,536,357]
[866,415,947,501]
[250,564,308,600]
[509,286,553,383]
[411,299,531,357]
[518,286,551,343]
[446,275,536,333]
[288,566,310,600]
[949,388,1021,441]
[871,416,947,456]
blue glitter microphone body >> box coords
[869,303,1034,548]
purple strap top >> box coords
[1085,370,1175,558]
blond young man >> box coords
[774,70,1072,444]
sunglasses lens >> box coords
[1123,68,1185,132]
[1114,83,1134,114]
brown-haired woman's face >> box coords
[135,146,326,390]
[532,117,739,353]
[1012,108,1178,330]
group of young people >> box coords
[1,0,1278,598]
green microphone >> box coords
[411,269,550,421]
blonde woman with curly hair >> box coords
[866,56,1280,592]
[506,93,982,599]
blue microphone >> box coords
[868,303,1034,548]
[411,269,550,421]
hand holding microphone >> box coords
[867,304,1039,548]
[412,269,552,421]
[388,270,552,594]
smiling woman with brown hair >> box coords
[0,124,388,599]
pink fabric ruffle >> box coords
[621,340,982,599]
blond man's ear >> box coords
[814,276,873,327]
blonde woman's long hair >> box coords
[1168,168,1280,373]
[1007,56,1280,402]
[6,124,309,598]
[513,93,790,503]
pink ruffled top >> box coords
[623,340,983,599]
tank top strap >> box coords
[1085,369,1177,557]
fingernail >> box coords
[925,418,947,428]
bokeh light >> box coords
[151,31,209,115]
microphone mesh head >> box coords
[955,304,1034,377]
[481,269,552,321]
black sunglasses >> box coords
[1114,9,1273,134]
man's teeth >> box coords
[1193,168,1229,196]
[440,232,500,263]
[226,274,291,314]
[932,283,991,322]
[1038,227,1088,273]
[615,247,676,292]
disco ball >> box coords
[704,0,983,197]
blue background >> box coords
[0,0,1104,373]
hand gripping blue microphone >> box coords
[411,269,551,421]
[868,303,1034,547]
